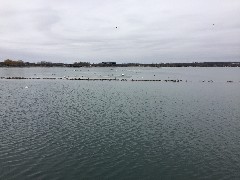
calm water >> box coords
[0,67,240,179]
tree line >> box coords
[0,59,239,67]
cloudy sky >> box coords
[0,0,240,63]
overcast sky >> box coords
[0,0,240,63]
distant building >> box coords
[101,62,116,65]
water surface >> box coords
[0,67,240,179]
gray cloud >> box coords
[0,0,240,63]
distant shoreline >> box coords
[0,60,240,67]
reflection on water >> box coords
[0,67,240,179]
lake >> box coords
[0,67,240,179]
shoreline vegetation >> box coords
[0,59,239,67]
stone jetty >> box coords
[0,76,237,83]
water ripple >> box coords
[0,74,240,179]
